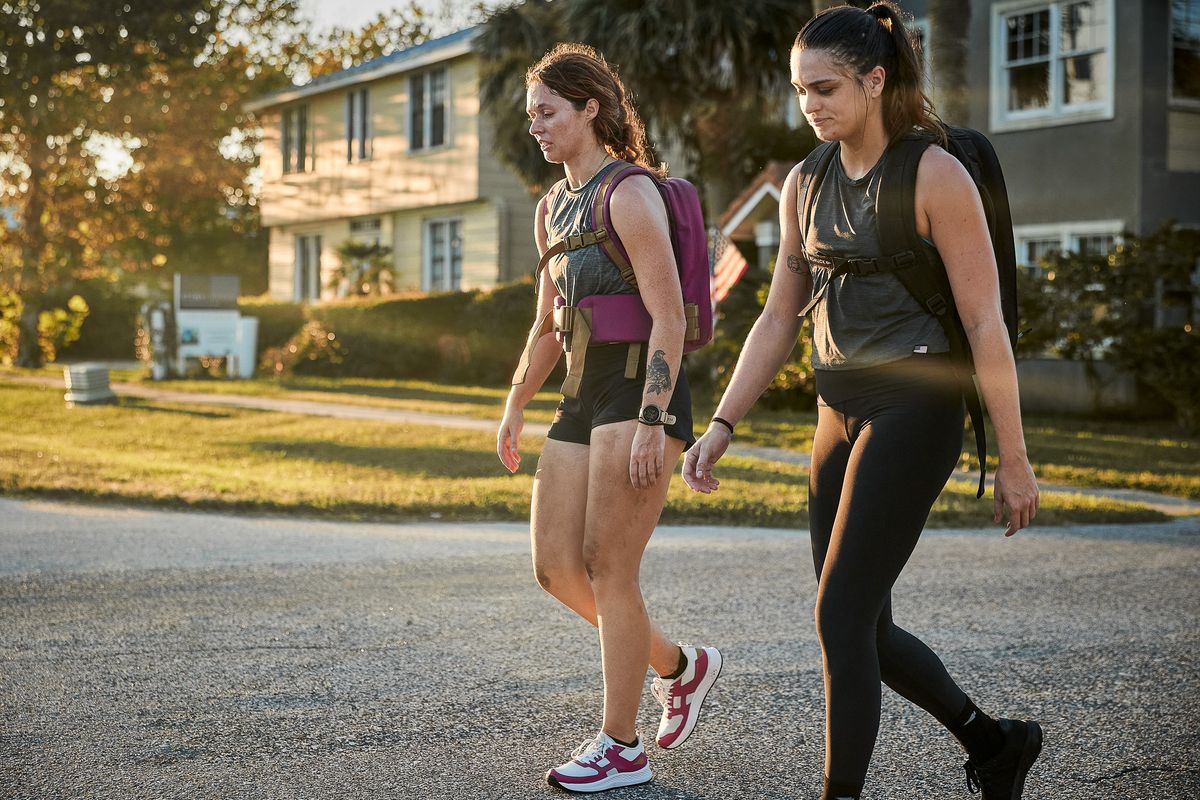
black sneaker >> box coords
[963,718,1043,799]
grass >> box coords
[0,382,1171,527]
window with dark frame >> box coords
[346,88,370,162]
[295,234,322,301]
[998,1,1110,119]
[1172,0,1200,103]
[282,105,309,173]
[409,67,448,152]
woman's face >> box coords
[526,82,596,164]
[790,48,883,142]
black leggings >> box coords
[809,355,970,791]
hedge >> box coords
[250,282,541,385]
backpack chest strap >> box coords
[799,249,917,317]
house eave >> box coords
[244,29,479,114]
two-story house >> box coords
[246,27,539,302]
[721,0,1200,267]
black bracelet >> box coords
[711,416,735,435]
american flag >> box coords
[710,228,749,304]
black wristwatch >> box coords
[638,404,677,426]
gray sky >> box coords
[299,0,499,35]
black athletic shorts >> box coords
[546,343,695,448]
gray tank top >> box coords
[546,161,638,305]
[804,152,949,370]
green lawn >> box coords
[0,382,1171,527]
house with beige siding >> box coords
[245,27,539,301]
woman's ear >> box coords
[866,65,887,99]
[584,97,600,121]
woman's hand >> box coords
[496,408,524,474]
[630,423,666,489]
[681,426,730,493]
[993,457,1039,536]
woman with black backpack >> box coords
[683,3,1040,799]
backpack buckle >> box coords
[928,293,949,316]
[565,233,587,250]
[894,251,916,268]
[592,227,609,244]
[855,257,880,275]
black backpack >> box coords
[797,127,1019,498]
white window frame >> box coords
[1170,0,1200,109]
[1014,219,1123,275]
[408,67,450,153]
[422,216,463,291]
[345,88,371,162]
[294,233,322,302]
[989,0,1115,133]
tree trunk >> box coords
[14,106,48,368]
[930,0,971,125]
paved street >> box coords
[1,498,1197,799]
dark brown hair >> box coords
[794,1,947,147]
[526,42,665,176]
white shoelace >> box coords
[651,676,676,710]
[571,733,609,762]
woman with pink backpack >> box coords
[496,43,721,793]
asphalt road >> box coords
[1,498,1197,799]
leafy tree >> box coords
[0,0,303,367]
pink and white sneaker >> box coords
[651,645,723,749]
[545,732,652,793]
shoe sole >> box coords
[546,765,653,793]
[658,647,723,750]
[1011,721,1043,800]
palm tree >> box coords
[478,0,813,214]
[476,0,568,195]
[929,0,971,125]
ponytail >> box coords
[527,43,666,177]
[794,1,946,147]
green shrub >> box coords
[1018,222,1200,430]
[239,296,307,358]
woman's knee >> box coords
[814,591,874,668]
[532,555,586,594]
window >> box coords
[294,234,322,301]
[1014,221,1122,277]
[346,89,370,162]
[424,218,462,291]
[1172,0,1200,105]
[991,0,1114,131]
[281,105,309,173]
[409,68,448,151]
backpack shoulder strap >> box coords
[533,179,570,295]
[877,134,989,498]
[591,161,656,288]
[797,142,838,247]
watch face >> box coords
[640,406,661,424]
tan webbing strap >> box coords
[684,303,700,342]
[624,343,641,380]
[591,161,641,288]
[511,309,556,386]
[558,307,592,399]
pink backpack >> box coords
[513,161,714,398]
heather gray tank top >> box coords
[546,160,638,305]
[804,151,949,370]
